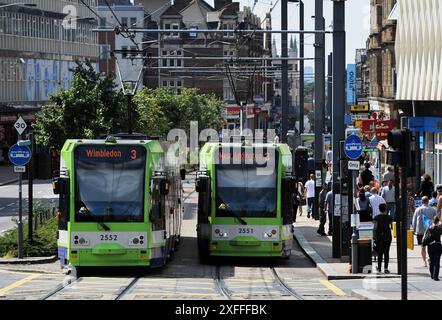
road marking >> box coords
[319,280,346,296]
[0,269,34,275]
[6,203,14,207]
[0,274,40,296]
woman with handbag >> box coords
[422,216,442,281]
[373,203,393,273]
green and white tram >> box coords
[52,136,184,269]
[195,141,295,259]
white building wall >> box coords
[395,0,442,101]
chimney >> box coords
[215,0,232,10]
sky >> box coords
[205,0,371,69]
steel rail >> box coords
[114,276,141,300]
[270,267,305,300]
[40,277,81,300]
[214,266,232,300]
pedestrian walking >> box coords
[325,183,333,236]
[296,180,305,217]
[317,184,329,236]
[304,174,315,219]
[382,166,395,182]
[355,190,372,222]
[417,174,434,199]
[359,163,375,186]
[373,203,393,274]
[436,185,442,215]
[422,216,442,281]
[412,196,437,267]
[381,180,396,220]
[368,187,386,218]
[292,179,303,223]
[429,191,438,207]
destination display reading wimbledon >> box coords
[74,145,147,222]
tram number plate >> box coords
[238,228,254,234]
[100,234,118,241]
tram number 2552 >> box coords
[100,234,118,241]
[238,228,254,234]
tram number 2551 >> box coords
[238,228,254,234]
[100,234,118,241]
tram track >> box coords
[40,276,82,300]
[214,264,305,300]
[214,266,232,300]
[270,267,304,300]
[114,276,141,300]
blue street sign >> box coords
[344,135,363,160]
[8,144,32,166]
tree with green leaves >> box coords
[33,60,127,150]
[134,88,225,138]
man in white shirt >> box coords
[369,187,386,218]
[304,174,316,219]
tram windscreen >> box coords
[74,145,146,222]
[215,149,278,218]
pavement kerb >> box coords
[0,255,58,265]
[351,289,386,300]
[293,227,400,280]
[0,179,18,186]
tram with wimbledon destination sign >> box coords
[52,135,185,271]
[195,141,295,259]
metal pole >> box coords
[395,164,401,274]
[351,170,358,273]
[281,0,288,143]
[28,129,34,243]
[299,0,304,134]
[400,166,408,300]
[314,0,325,221]
[18,134,23,259]
[332,0,346,258]
[327,53,333,133]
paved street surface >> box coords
[0,180,57,234]
[0,175,354,300]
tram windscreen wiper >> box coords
[229,209,247,225]
[98,221,111,231]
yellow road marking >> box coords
[319,280,346,296]
[0,274,41,296]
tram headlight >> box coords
[263,229,277,238]
[215,229,228,238]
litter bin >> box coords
[357,239,372,273]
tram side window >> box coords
[196,176,210,223]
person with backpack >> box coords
[373,203,394,273]
[355,190,372,222]
[412,196,437,267]
[422,216,442,280]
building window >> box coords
[130,17,137,27]
[130,46,137,57]
[162,59,167,67]
[169,59,175,67]
[162,80,168,87]
[100,17,106,27]
[169,80,175,87]
[176,80,182,87]
[122,46,128,58]
[172,23,179,37]
[121,17,128,27]
[176,59,182,67]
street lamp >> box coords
[0,3,37,9]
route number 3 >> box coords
[131,149,137,160]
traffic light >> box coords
[387,129,412,167]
